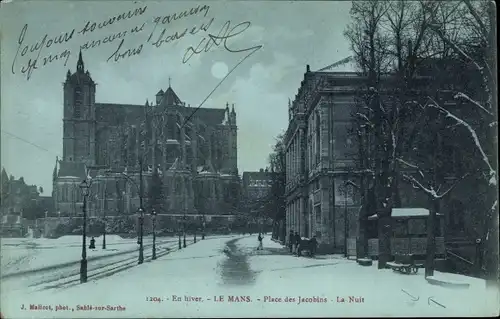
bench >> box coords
[386,254,423,274]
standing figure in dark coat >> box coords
[294,232,301,255]
[310,235,318,257]
[288,230,294,253]
[257,233,263,250]
[89,237,96,249]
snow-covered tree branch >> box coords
[426,96,497,186]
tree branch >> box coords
[463,0,488,40]
[426,96,497,186]
[436,173,470,199]
[427,21,484,73]
[454,92,493,115]
[402,174,437,198]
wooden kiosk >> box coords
[366,208,445,272]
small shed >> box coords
[367,208,445,259]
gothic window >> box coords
[74,87,83,118]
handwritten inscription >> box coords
[10,4,263,82]
[12,24,74,80]
[77,6,148,36]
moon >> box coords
[211,62,229,79]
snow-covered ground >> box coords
[1,235,498,318]
[1,235,177,275]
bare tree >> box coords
[266,134,286,241]
[421,0,498,284]
[344,1,497,275]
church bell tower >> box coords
[62,50,96,166]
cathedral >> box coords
[53,52,240,218]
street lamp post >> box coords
[102,182,107,250]
[79,179,91,284]
[151,208,157,260]
[102,215,107,249]
[201,217,205,240]
[194,226,197,243]
[183,214,187,248]
[138,208,144,264]
[178,226,182,249]
[202,214,206,240]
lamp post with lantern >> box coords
[79,179,91,284]
[202,213,206,240]
[178,224,182,250]
[183,213,187,248]
[138,207,144,264]
[151,208,157,260]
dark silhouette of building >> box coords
[53,52,240,217]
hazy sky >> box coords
[1,0,353,193]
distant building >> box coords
[0,167,40,215]
[1,213,26,237]
[242,169,272,201]
[241,169,273,218]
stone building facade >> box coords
[284,66,368,252]
[53,52,240,218]
[285,62,489,253]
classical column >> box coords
[299,197,304,236]
[295,137,299,177]
[320,106,329,168]
[286,148,289,182]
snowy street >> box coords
[1,234,498,318]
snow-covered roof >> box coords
[166,139,180,145]
[392,208,430,217]
[367,208,443,220]
[58,176,80,180]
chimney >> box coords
[306,64,310,72]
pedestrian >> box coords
[293,231,300,255]
[89,236,96,249]
[288,230,294,253]
[310,235,318,257]
[257,233,264,250]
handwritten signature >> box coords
[181,20,263,126]
[10,4,263,92]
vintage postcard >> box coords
[0,0,499,317]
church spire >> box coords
[77,49,84,73]
[231,103,235,114]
